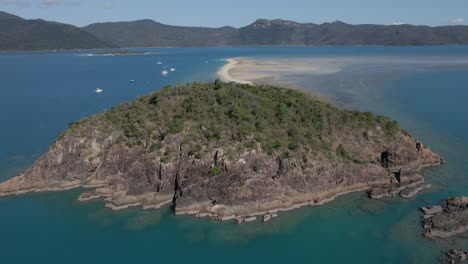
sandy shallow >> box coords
[217,57,343,85]
[217,57,343,103]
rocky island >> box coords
[0,82,442,221]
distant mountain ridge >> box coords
[237,19,468,46]
[83,19,238,47]
[2,11,468,51]
[84,18,468,47]
[0,11,115,51]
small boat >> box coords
[129,79,135,83]
[95,88,103,93]
[156,61,163,65]
[162,70,168,76]
[170,68,176,72]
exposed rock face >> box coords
[0,82,442,220]
[422,197,468,238]
[444,249,468,264]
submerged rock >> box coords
[444,249,468,264]
[236,216,257,224]
[78,192,101,202]
[399,183,431,199]
[422,197,468,238]
[0,82,443,220]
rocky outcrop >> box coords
[0,83,443,221]
[421,206,444,216]
[262,213,279,223]
[444,249,468,264]
[422,197,468,238]
[368,174,431,199]
[400,183,431,199]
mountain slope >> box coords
[83,19,238,47]
[0,11,116,51]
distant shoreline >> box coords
[78,51,158,57]
[3,44,468,54]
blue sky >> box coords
[0,0,467,27]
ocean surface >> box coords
[0,46,467,263]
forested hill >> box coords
[0,11,115,51]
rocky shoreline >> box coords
[0,158,441,224]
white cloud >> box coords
[0,0,81,8]
[451,18,465,24]
[65,0,80,6]
[0,0,31,8]
[392,21,406,26]
[37,0,81,8]
[39,0,61,8]
[103,2,112,10]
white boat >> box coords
[156,61,163,65]
[129,79,135,83]
[170,68,176,72]
[95,88,103,93]
[162,65,168,76]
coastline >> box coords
[3,44,468,54]
[217,58,254,85]
[77,51,158,57]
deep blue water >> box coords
[0,47,468,263]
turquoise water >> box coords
[1,47,467,263]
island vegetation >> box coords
[96,81,400,160]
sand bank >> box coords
[217,57,342,103]
[217,57,343,86]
